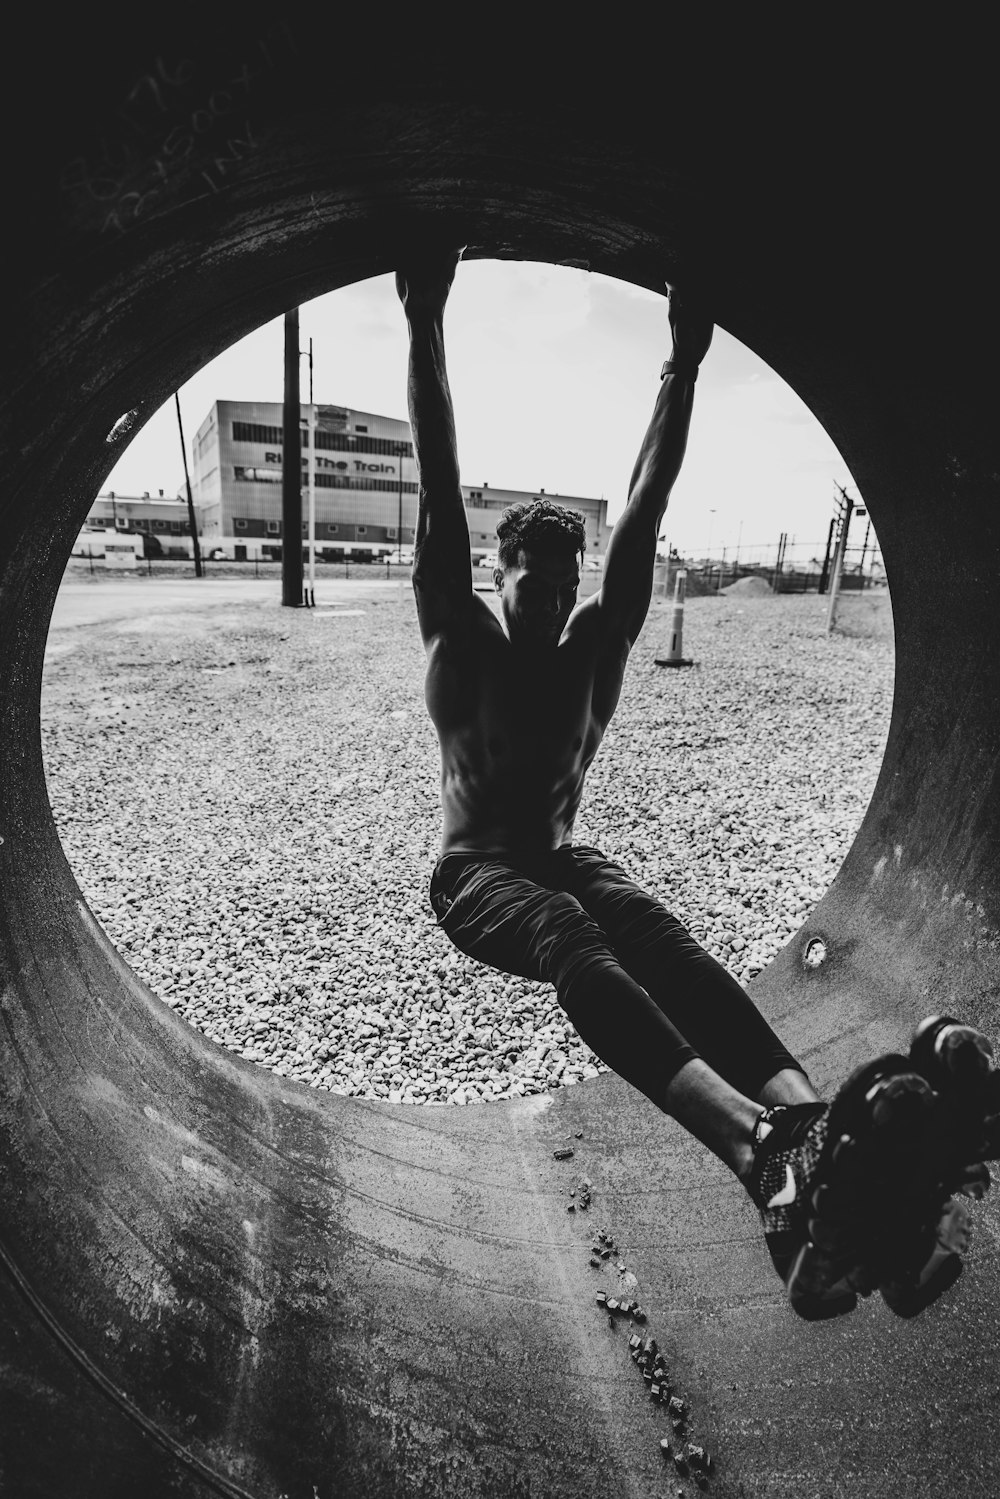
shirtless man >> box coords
[396,247,997,1320]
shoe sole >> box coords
[910,1015,1000,1161]
[879,1194,971,1317]
[869,1013,1000,1317]
[786,1055,945,1320]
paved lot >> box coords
[48,576,407,634]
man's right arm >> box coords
[397,251,473,648]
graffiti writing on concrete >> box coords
[57,24,298,235]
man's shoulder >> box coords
[425,590,505,661]
[563,592,631,660]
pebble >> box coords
[41,594,892,1103]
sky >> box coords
[106,261,865,567]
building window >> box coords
[357,525,367,535]
[314,474,418,494]
[469,490,483,500]
[313,431,413,458]
[355,425,368,433]
[327,524,338,534]
[235,518,248,531]
[266,521,280,535]
[232,421,284,445]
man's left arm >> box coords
[596,290,714,645]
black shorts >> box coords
[429,843,803,1103]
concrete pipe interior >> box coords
[2,17,999,1499]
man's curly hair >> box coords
[496,498,587,569]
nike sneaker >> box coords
[748,1056,962,1320]
[868,1014,1000,1318]
[908,1015,1000,1162]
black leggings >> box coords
[429,843,805,1108]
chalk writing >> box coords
[58,24,298,235]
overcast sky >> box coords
[106,261,865,566]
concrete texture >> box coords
[2,13,998,1497]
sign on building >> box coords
[103,536,140,570]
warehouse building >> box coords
[80,490,200,553]
[189,400,609,562]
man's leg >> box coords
[555,845,815,1106]
[431,851,766,1177]
[553,845,989,1316]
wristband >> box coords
[660,359,699,381]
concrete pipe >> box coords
[2,15,998,1498]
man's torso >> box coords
[425,594,629,854]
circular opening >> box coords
[43,263,893,1107]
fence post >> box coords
[826,495,854,634]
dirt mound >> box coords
[721,574,773,597]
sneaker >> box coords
[868,1013,1000,1318]
[878,1194,972,1318]
[748,1100,866,1320]
[909,1014,1000,1164]
[748,1055,951,1320]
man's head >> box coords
[493,499,587,648]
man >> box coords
[396,247,997,1319]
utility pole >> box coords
[281,309,303,608]
[304,337,316,608]
[397,441,406,564]
[305,404,316,607]
[174,393,203,578]
[826,484,854,634]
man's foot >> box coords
[863,1014,1000,1318]
[747,1099,860,1318]
[878,1194,972,1317]
[748,1055,969,1321]
[909,1015,1000,1162]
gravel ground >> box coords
[41,587,894,1105]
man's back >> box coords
[422,578,630,854]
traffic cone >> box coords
[655,568,694,667]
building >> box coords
[77,490,202,557]
[189,400,609,562]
